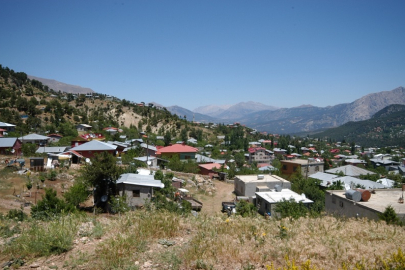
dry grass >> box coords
[2,210,404,270]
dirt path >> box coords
[198,180,235,215]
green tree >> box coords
[235,200,257,217]
[63,180,90,208]
[274,198,308,220]
[80,152,123,211]
[378,205,402,226]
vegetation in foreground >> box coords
[1,210,405,270]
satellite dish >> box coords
[86,158,90,163]
[101,195,108,202]
[11,149,15,153]
[147,161,152,165]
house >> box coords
[156,144,199,161]
[256,188,313,216]
[76,124,92,133]
[325,188,405,221]
[0,138,22,155]
[273,148,287,155]
[187,138,198,144]
[234,174,291,200]
[35,146,68,154]
[370,158,400,171]
[0,128,6,137]
[19,133,50,146]
[0,121,16,132]
[116,173,164,209]
[248,147,273,164]
[140,143,157,157]
[325,165,376,178]
[69,140,117,158]
[344,158,367,167]
[47,134,63,143]
[134,156,158,168]
[317,175,386,190]
[281,158,324,177]
[198,163,225,177]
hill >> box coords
[194,101,279,119]
[311,104,405,147]
[237,86,405,134]
[27,75,95,94]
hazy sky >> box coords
[1,0,405,110]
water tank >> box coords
[257,175,264,180]
[356,189,371,202]
[274,184,282,192]
[345,189,361,202]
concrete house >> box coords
[325,189,405,221]
[234,174,291,200]
[116,173,164,209]
[76,124,92,133]
[281,158,324,177]
[248,147,273,164]
[156,144,199,161]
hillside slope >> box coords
[238,86,405,134]
[311,104,405,147]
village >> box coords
[1,119,404,223]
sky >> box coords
[1,0,405,111]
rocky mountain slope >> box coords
[28,75,95,94]
[237,86,405,134]
[194,101,279,119]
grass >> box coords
[1,210,405,269]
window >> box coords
[282,165,287,170]
[133,190,140,197]
[293,166,297,172]
[339,201,344,208]
[315,166,319,172]
[332,196,336,204]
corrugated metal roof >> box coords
[0,137,18,147]
[0,122,16,127]
[19,133,49,140]
[36,146,67,153]
[326,165,376,177]
[70,140,117,151]
[116,173,164,188]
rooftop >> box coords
[235,174,289,184]
[326,189,405,215]
[256,189,313,204]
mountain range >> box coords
[28,75,405,135]
[28,75,95,94]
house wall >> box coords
[117,183,153,209]
[161,152,196,161]
[234,178,291,197]
[325,192,380,220]
[281,161,323,177]
[249,149,271,164]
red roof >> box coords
[156,144,198,154]
[199,163,221,170]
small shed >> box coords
[30,157,45,171]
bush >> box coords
[236,200,257,217]
[274,198,308,220]
[6,209,28,222]
[31,188,76,220]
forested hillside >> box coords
[311,104,405,147]
[0,65,209,143]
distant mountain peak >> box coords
[28,75,95,94]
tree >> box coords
[80,152,123,211]
[63,180,90,208]
[235,200,257,217]
[164,131,172,146]
[378,205,402,226]
[274,198,308,220]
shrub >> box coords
[31,188,76,220]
